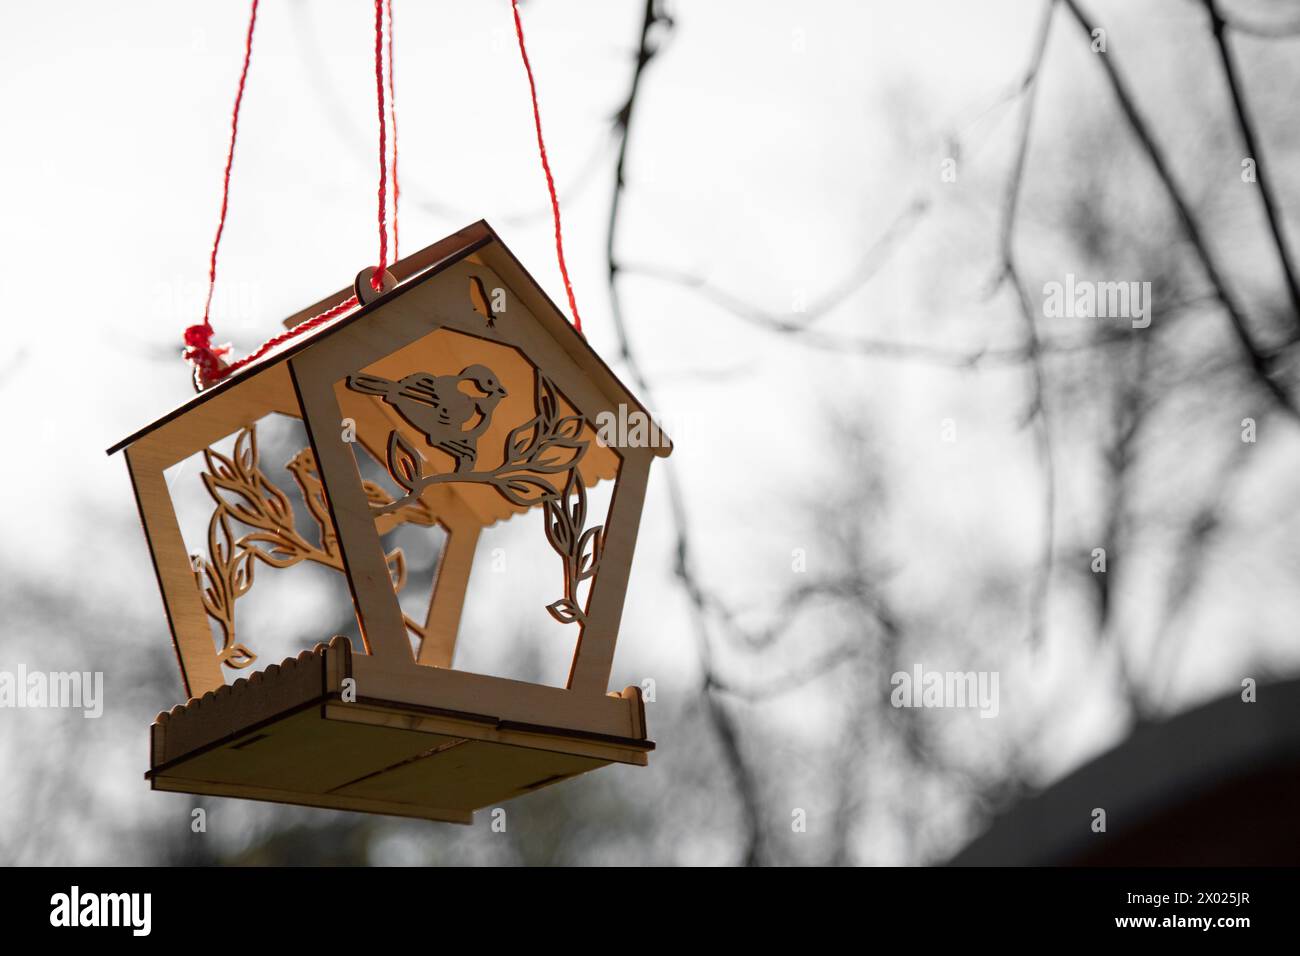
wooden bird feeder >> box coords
[108,222,671,823]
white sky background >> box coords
[3,0,1300,864]
[1,1,1041,614]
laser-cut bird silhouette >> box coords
[347,365,508,472]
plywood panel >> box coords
[151,776,473,824]
[336,739,605,810]
[351,653,638,738]
[157,708,463,793]
[324,702,652,765]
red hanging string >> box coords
[184,0,260,388]
[220,4,393,378]
[186,0,590,389]
[387,0,400,260]
[371,0,389,291]
[511,0,583,333]
[219,295,360,380]
[185,0,404,388]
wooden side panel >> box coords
[126,445,224,698]
[567,451,653,696]
[351,653,638,738]
[418,504,480,668]
[131,363,300,469]
[153,639,349,763]
[147,639,651,823]
[334,739,606,810]
[157,708,464,794]
[622,684,647,740]
[290,358,412,664]
[325,702,651,765]
[150,776,474,825]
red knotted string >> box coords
[184,0,259,388]
[511,0,583,333]
[220,295,360,380]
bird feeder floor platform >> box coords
[147,637,652,824]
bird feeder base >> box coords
[147,637,652,824]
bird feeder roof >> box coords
[107,220,672,460]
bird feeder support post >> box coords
[416,506,481,668]
[124,444,226,698]
[289,356,414,665]
[566,449,653,696]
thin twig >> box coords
[1204,0,1300,332]
[603,0,769,867]
[1195,0,1300,38]
[624,262,1174,366]
[995,0,1058,648]
[1062,0,1300,420]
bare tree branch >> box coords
[1062,0,1300,421]
[1196,0,1300,38]
[602,0,769,867]
[708,642,862,702]
[995,0,1058,648]
[625,261,1201,367]
[1204,0,1300,332]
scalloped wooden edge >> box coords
[151,637,352,764]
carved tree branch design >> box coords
[364,370,605,625]
[542,468,603,625]
[373,372,588,513]
[192,426,436,669]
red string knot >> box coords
[183,324,232,389]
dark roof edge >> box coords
[106,223,494,455]
[475,221,673,456]
[108,220,672,457]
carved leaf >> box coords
[552,415,584,440]
[498,476,560,508]
[221,643,257,668]
[203,446,239,483]
[543,499,574,552]
[234,426,257,476]
[238,532,305,569]
[231,549,256,598]
[535,375,560,423]
[546,598,584,625]
[530,437,587,473]
[256,472,294,524]
[195,560,225,621]
[387,430,424,492]
[208,510,237,568]
[506,415,543,460]
[202,471,277,531]
[565,469,586,529]
[576,525,603,580]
